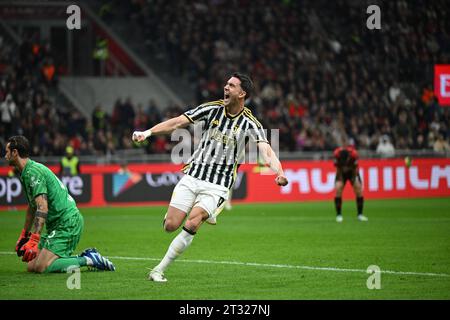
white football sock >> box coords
[154,229,194,273]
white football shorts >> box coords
[169,174,229,218]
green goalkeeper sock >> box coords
[45,256,87,273]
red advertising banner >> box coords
[1,158,449,210]
[245,158,450,202]
[434,64,450,106]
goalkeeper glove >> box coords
[21,233,40,262]
[15,229,30,257]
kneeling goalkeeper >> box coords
[5,135,115,273]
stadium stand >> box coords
[120,0,450,153]
[0,28,66,157]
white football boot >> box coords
[357,214,369,222]
[148,268,167,282]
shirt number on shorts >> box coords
[217,197,225,208]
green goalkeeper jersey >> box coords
[20,159,80,231]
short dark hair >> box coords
[232,72,253,100]
[7,135,30,158]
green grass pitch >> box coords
[1,198,449,300]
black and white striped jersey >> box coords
[182,99,268,189]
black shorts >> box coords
[335,169,361,186]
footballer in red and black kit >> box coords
[333,145,368,222]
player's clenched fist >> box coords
[275,175,288,186]
[132,131,145,142]
[132,130,152,142]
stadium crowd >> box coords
[1,0,449,158]
[126,0,450,153]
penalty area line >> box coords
[1,251,448,278]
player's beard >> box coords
[223,95,230,106]
[224,95,238,109]
[6,155,16,167]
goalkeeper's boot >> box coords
[148,268,167,282]
[80,248,116,271]
[357,214,369,222]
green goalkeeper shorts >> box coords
[38,212,84,258]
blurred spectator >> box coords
[92,104,108,131]
[413,134,428,150]
[134,104,148,130]
[121,97,136,130]
[376,135,395,158]
[153,136,169,153]
[41,58,56,85]
[433,135,450,152]
[146,99,162,126]
[0,94,17,134]
[60,146,80,176]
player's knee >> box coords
[34,264,47,273]
[27,261,46,273]
[353,185,363,196]
[163,218,179,232]
[27,262,35,273]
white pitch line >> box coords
[1,251,447,278]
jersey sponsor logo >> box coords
[209,128,236,147]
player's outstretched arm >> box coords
[132,115,191,142]
[257,142,288,186]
